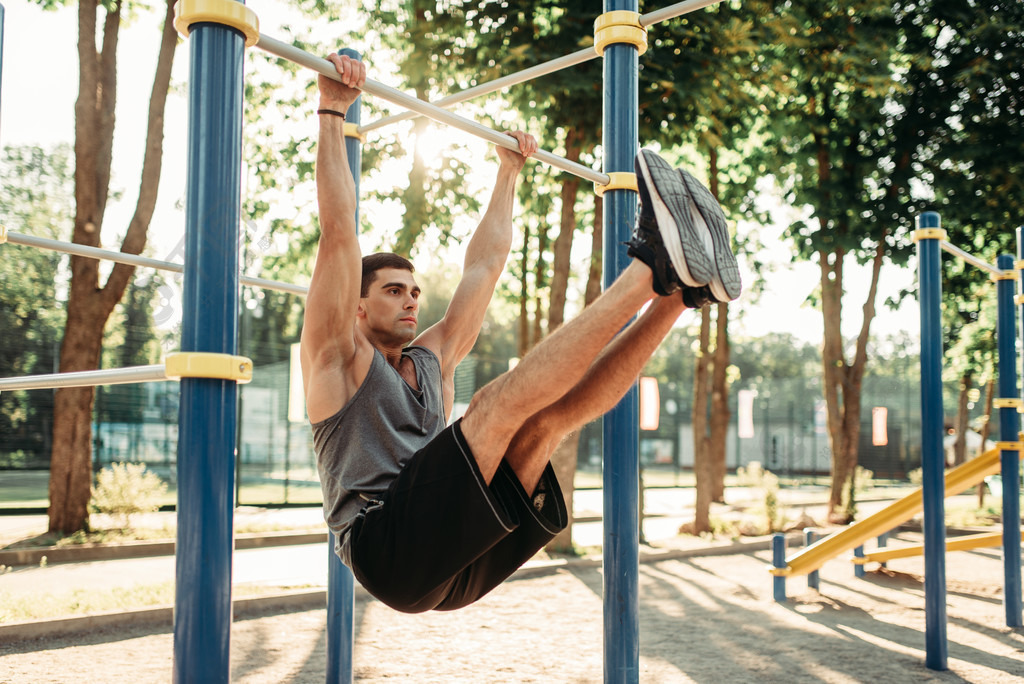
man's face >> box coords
[359,267,421,345]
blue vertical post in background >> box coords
[601,1,640,681]
[915,211,948,671]
[173,16,246,684]
[854,545,866,578]
[997,251,1022,628]
[325,47,362,684]
[805,530,819,591]
[772,533,787,601]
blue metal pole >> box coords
[601,2,640,681]
[916,211,948,671]
[173,17,246,684]
[805,529,819,591]
[997,251,1022,628]
[772,533,787,601]
[854,545,866,578]
[878,531,889,570]
[324,47,362,684]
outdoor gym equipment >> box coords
[768,212,1024,672]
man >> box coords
[302,54,740,614]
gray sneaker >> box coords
[628,149,715,295]
[677,168,741,302]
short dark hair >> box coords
[361,253,415,297]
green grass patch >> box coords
[946,500,1001,527]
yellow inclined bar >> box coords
[853,531,1012,564]
[774,447,1006,577]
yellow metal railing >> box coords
[771,448,1007,578]
[853,530,1016,564]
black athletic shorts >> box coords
[347,418,568,613]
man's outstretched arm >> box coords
[415,131,537,373]
[300,54,367,421]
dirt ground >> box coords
[2,531,1023,683]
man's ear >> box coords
[356,299,367,319]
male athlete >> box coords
[302,54,741,613]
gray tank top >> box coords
[311,345,446,563]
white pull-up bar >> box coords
[255,34,611,186]
[360,0,725,135]
[2,229,309,297]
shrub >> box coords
[91,463,168,530]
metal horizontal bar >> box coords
[359,0,723,134]
[254,34,610,185]
[3,231,308,297]
[360,48,597,134]
[0,365,169,392]
[640,0,724,27]
[939,240,1005,277]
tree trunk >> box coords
[691,307,713,533]
[547,130,583,331]
[823,238,885,523]
[48,0,177,534]
[952,373,972,466]
[978,376,995,506]
[704,150,730,504]
[710,302,731,503]
[542,133,585,554]
[584,196,603,306]
[517,225,531,358]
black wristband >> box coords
[317,108,346,120]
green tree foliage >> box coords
[0,144,74,468]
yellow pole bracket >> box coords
[174,0,260,48]
[344,123,366,142]
[767,564,791,577]
[1015,259,1024,271]
[995,441,1024,452]
[594,11,648,57]
[595,171,639,197]
[0,225,7,244]
[1015,294,1024,305]
[991,270,1016,282]
[165,352,253,384]
[912,228,947,242]
[993,398,1024,409]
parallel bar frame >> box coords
[602,0,641,680]
[915,211,949,671]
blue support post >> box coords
[915,211,948,671]
[806,529,819,591]
[772,533,787,601]
[878,531,889,570]
[601,2,640,681]
[854,545,866,578]
[997,251,1022,628]
[325,47,362,684]
[173,17,246,684]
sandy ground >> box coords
[1,531,1022,683]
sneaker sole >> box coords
[677,168,742,302]
[635,149,713,288]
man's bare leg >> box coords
[501,295,690,492]
[460,260,657,482]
